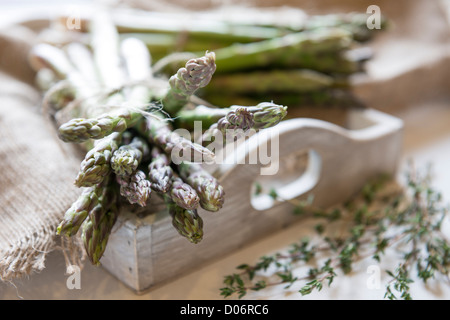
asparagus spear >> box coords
[177,102,287,132]
[162,51,216,115]
[110,136,149,176]
[201,107,255,144]
[253,89,363,109]
[74,132,121,188]
[162,194,203,244]
[81,203,118,266]
[56,186,101,237]
[64,41,101,88]
[120,37,155,102]
[42,80,77,112]
[146,7,381,41]
[35,68,58,92]
[215,107,254,132]
[119,33,229,61]
[59,174,115,239]
[73,176,118,265]
[116,170,152,207]
[302,12,387,42]
[61,10,383,44]
[61,14,285,43]
[178,162,225,212]
[28,43,96,100]
[29,43,81,82]
[169,175,200,210]
[147,146,174,193]
[112,11,383,64]
[89,12,126,90]
[137,116,215,163]
[275,88,365,108]
[175,105,230,130]
[200,87,363,110]
[202,69,336,96]
[212,27,353,74]
[57,107,143,143]
[250,102,289,130]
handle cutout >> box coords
[250,149,322,211]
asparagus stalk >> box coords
[28,43,96,100]
[137,116,215,163]
[202,69,336,96]
[178,102,288,132]
[175,105,230,129]
[42,80,77,112]
[250,102,289,130]
[58,175,115,238]
[142,7,382,41]
[113,11,384,64]
[116,170,152,207]
[119,37,169,126]
[162,194,203,244]
[115,20,283,43]
[81,204,118,266]
[212,28,353,74]
[64,42,101,88]
[56,186,101,236]
[120,37,155,102]
[29,43,81,81]
[61,14,285,43]
[301,12,388,42]
[186,102,288,147]
[75,176,118,265]
[35,68,58,92]
[89,12,126,90]
[74,132,121,188]
[169,175,200,210]
[274,88,366,108]
[110,136,149,176]
[200,87,363,110]
[147,146,174,193]
[213,107,255,133]
[61,10,384,44]
[162,51,216,115]
[279,89,364,108]
[57,107,143,143]
[178,162,225,212]
[119,33,229,61]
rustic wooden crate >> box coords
[99,107,403,293]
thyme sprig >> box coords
[220,164,450,299]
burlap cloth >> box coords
[0,24,86,282]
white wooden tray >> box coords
[100,107,403,293]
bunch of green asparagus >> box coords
[54,7,386,110]
[29,12,288,266]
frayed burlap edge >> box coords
[0,225,86,282]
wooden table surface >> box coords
[0,0,449,300]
